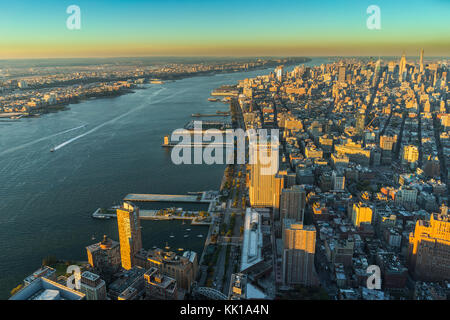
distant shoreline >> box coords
[0,57,311,120]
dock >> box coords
[124,193,203,203]
[191,113,229,117]
[123,193,212,203]
[92,208,212,224]
[161,142,234,148]
[93,191,218,222]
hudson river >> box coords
[0,58,326,298]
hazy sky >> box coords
[0,0,449,59]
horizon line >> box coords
[1,54,449,61]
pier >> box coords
[93,191,218,224]
[161,142,235,148]
[191,111,230,117]
[191,113,229,117]
[92,208,212,225]
[124,193,210,203]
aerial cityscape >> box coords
[0,0,449,307]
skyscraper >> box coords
[355,111,365,135]
[282,220,317,286]
[117,201,142,270]
[373,59,381,87]
[408,211,450,281]
[399,52,407,81]
[275,65,284,82]
[375,59,381,73]
[249,138,283,209]
[280,185,306,222]
[419,48,424,73]
[338,65,346,83]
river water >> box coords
[0,58,326,298]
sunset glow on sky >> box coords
[0,0,448,58]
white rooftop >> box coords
[240,208,263,272]
[33,289,60,300]
[247,283,267,299]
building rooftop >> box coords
[240,208,263,272]
[81,271,100,282]
[10,277,85,300]
[108,266,146,296]
[23,266,56,285]
[144,267,177,291]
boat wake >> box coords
[0,124,87,157]
[52,87,185,151]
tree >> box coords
[199,211,209,218]
[42,255,57,267]
[221,223,228,233]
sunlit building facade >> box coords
[117,202,142,270]
[249,140,283,209]
[408,212,450,281]
[351,202,373,227]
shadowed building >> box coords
[423,155,440,178]
[136,249,198,293]
[144,267,178,300]
[79,271,107,300]
[280,185,306,222]
[86,235,121,277]
[282,220,317,286]
[355,111,365,135]
[108,266,146,300]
